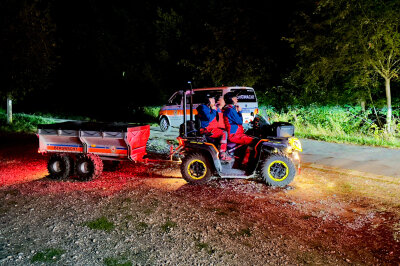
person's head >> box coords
[216,95,225,108]
[203,93,215,106]
[223,92,238,105]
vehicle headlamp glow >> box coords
[289,137,302,152]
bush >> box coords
[130,106,161,123]
[0,110,55,133]
[259,104,400,147]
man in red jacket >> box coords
[222,92,255,145]
[223,92,257,166]
[196,94,231,161]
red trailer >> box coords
[37,122,150,181]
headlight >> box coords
[289,137,302,152]
[292,151,300,161]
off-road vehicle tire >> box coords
[181,153,212,185]
[261,154,296,187]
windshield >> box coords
[230,89,257,102]
[168,92,182,105]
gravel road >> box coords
[0,131,399,265]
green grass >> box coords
[238,228,252,237]
[0,110,55,133]
[259,105,400,148]
[194,238,215,254]
[160,219,177,233]
[136,221,149,230]
[30,248,65,263]
[104,257,132,266]
[83,216,115,231]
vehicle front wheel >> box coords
[261,154,296,187]
[181,153,212,185]
[159,117,171,132]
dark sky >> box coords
[1,0,314,119]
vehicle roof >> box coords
[192,86,254,91]
[38,121,147,131]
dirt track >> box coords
[0,132,399,265]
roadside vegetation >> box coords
[139,104,400,148]
[0,108,55,133]
[0,104,400,148]
[261,105,400,148]
[2,104,400,148]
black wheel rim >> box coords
[268,160,289,181]
[188,160,206,179]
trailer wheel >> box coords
[75,154,103,181]
[261,154,296,187]
[47,154,72,180]
[181,153,212,185]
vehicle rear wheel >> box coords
[159,117,171,132]
[75,154,103,181]
[181,153,212,185]
[261,154,296,187]
[47,154,72,180]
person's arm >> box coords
[197,105,217,122]
[226,107,243,125]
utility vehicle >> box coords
[176,90,302,187]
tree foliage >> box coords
[287,0,400,121]
[0,0,57,101]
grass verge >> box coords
[30,248,65,263]
[83,216,115,231]
[104,257,132,266]
[260,105,400,148]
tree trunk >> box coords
[385,78,392,133]
[360,99,366,112]
[7,97,12,124]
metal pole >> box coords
[7,97,12,124]
[182,90,187,136]
[188,81,193,121]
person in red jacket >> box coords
[223,92,257,166]
[196,94,231,161]
[222,92,255,145]
[215,95,226,130]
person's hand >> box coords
[209,98,216,109]
[236,105,242,112]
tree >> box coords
[0,0,57,102]
[287,0,400,131]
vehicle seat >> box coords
[194,115,202,132]
[227,142,238,150]
[226,142,243,155]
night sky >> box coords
[0,0,333,119]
